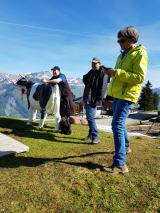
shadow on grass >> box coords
[2,129,91,144]
[0,117,37,130]
[61,161,104,170]
[0,151,111,170]
[0,117,90,144]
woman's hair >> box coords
[117,26,139,43]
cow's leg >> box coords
[26,108,34,126]
[32,110,37,121]
[39,108,47,129]
[54,115,61,131]
[53,97,61,131]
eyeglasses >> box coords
[117,39,126,43]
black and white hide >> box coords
[16,77,61,130]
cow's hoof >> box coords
[38,127,43,131]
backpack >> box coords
[59,117,71,135]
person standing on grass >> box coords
[83,57,110,144]
[103,26,148,174]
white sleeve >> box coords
[101,75,109,98]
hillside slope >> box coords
[0,117,159,212]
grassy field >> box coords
[0,117,160,213]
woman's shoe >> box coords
[103,164,129,174]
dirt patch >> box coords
[127,120,160,137]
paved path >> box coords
[95,116,148,137]
[96,124,148,137]
[46,115,147,136]
[0,133,29,157]
[95,115,140,126]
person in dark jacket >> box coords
[83,57,110,144]
[42,66,74,118]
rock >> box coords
[70,116,88,125]
[80,118,88,125]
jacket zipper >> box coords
[111,55,124,96]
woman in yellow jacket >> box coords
[104,26,148,174]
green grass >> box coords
[0,116,160,213]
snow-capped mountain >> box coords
[153,87,160,95]
[0,71,84,117]
[0,73,18,84]
[0,71,84,87]
[67,78,83,88]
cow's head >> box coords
[16,76,34,95]
[16,77,28,95]
[16,77,28,87]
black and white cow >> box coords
[16,77,61,130]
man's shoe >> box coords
[103,164,129,174]
[92,139,99,144]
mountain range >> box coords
[153,87,160,95]
[0,71,159,118]
[0,71,84,118]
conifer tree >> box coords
[139,81,154,111]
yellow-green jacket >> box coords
[108,45,148,103]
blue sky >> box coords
[0,0,160,88]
